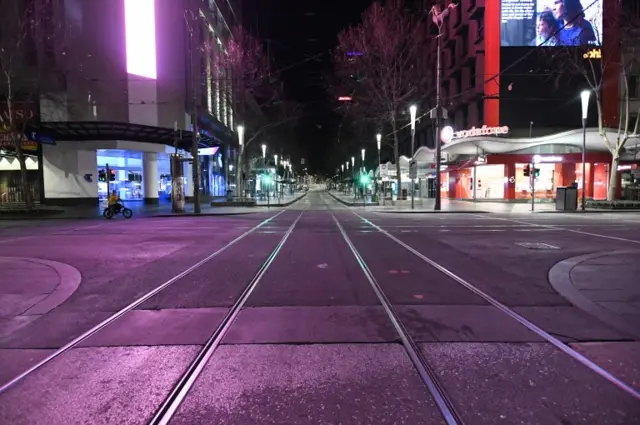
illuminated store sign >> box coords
[442,125,510,143]
[533,155,563,163]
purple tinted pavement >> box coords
[1,190,639,424]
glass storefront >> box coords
[474,164,505,199]
[515,163,559,200]
[97,150,144,201]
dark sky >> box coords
[246,0,373,174]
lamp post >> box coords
[274,155,279,198]
[581,90,590,211]
[377,133,383,205]
[345,161,349,194]
[430,3,454,211]
[409,104,417,210]
[261,144,266,159]
[237,125,244,197]
[351,156,355,199]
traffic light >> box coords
[359,174,370,185]
[523,165,531,177]
[534,167,540,178]
[263,174,272,184]
[98,170,106,182]
[109,170,116,181]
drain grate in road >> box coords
[515,242,560,250]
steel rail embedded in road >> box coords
[0,209,287,394]
[355,212,640,402]
[332,213,465,425]
[149,210,306,425]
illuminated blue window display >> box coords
[96,150,171,202]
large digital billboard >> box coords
[501,0,603,47]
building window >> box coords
[627,75,639,98]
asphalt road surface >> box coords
[0,189,639,425]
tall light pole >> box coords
[237,125,244,197]
[430,2,455,211]
[410,104,417,210]
[581,90,590,211]
[274,154,279,198]
[352,156,355,199]
[377,133,382,204]
[346,161,349,194]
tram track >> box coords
[148,210,305,425]
[0,209,290,394]
[350,209,640,403]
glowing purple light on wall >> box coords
[124,0,157,79]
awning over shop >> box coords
[24,121,229,150]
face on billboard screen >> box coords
[500,0,603,47]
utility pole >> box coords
[430,1,455,211]
[187,10,201,214]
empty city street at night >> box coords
[0,189,639,425]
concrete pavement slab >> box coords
[169,344,446,425]
[0,346,200,425]
[570,342,640,392]
[513,306,632,341]
[548,251,640,339]
[420,342,640,425]
[246,212,380,307]
[79,308,229,347]
[396,305,541,342]
[223,306,397,344]
[0,348,54,385]
[344,228,488,305]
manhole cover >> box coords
[515,242,560,250]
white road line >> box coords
[470,214,640,245]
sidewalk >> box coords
[328,191,495,213]
[0,257,82,339]
[0,192,307,220]
[328,191,640,214]
[548,251,640,339]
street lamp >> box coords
[237,125,244,147]
[409,105,417,155]
[409,105,417,210]
[430,3,455,211]
[274,154,278,166]
[581,90,590,211]
[377,133,382,204]
[261,144,266,159]
[351,156,355,198]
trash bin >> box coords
[556,186,578,211]
[401,189,408,200]
[226,190,234,202]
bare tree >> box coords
[547,2,640,200]
[0,0,57,209]
[333,0,432,193]
[209,26,300,196]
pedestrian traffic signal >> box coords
[98,170,106,182]
[523,165,531,177]
[534,167,540,178]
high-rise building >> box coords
[0,0,243,206]
[387,0,639,203]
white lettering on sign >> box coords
[533,155,563,163]
[453,125,510,139]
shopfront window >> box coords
[475,164,505,199]
[515,163,562,200]
[97,150,144,201]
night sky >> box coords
[246,0,373,175]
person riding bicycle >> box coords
[108,190,122,214]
